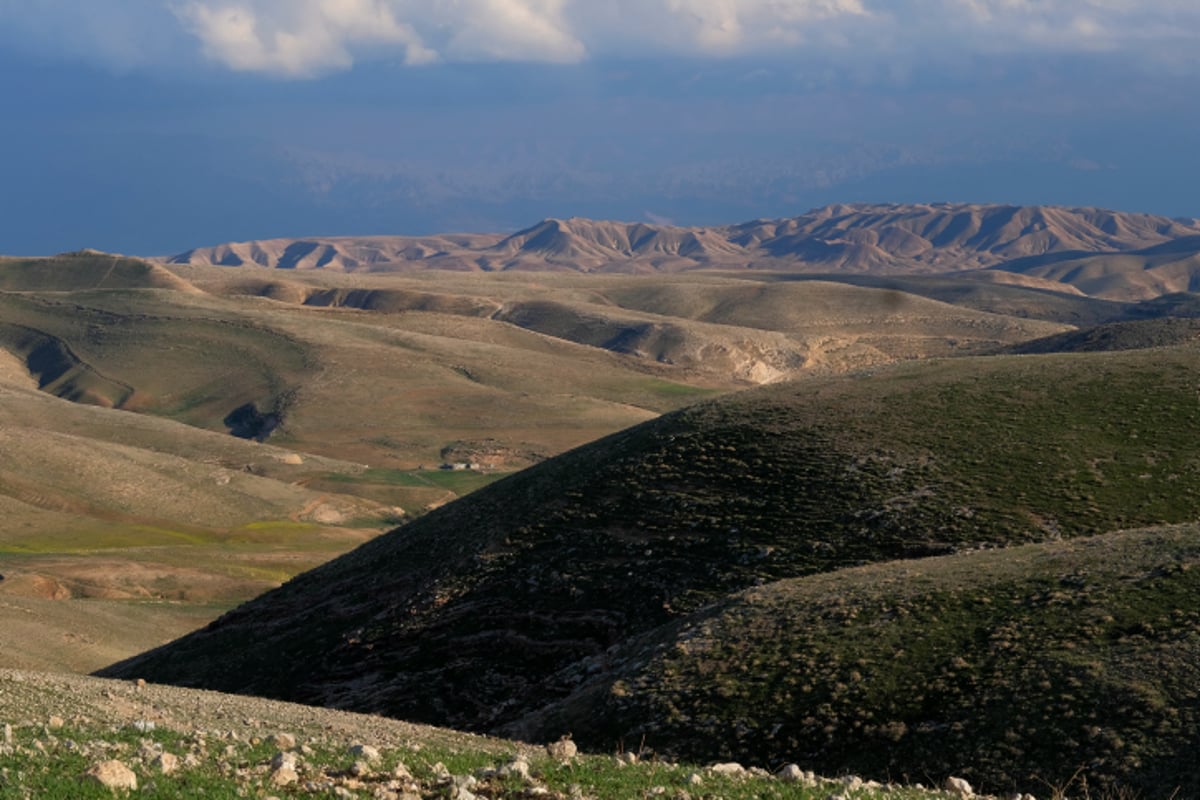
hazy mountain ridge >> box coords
[165,204,1200,289]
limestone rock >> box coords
[270,766,299,786]
[84,759,138,791]
[777,764,805,783]
[152,752,179,775]
[945,776,974,797]
[499,757,531,780]
[271,751,298,771]
[349,743,381,763]
[546,736,577,761]
[709,762,745,776]
[270,733,297,750]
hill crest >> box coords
[164,203,1200,280]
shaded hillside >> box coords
[992,234,1200,300]
[1002,316,1200,355]
[526,526,1200,797]
[166,203,1200,281]
[103,345,1200,791]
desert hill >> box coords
[0,251,198,294]
[101,345,1200,795]
[165,204,1200,292]
[2,255,1069,667]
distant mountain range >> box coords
[164,203,1200,300]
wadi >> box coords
[3,203,1200,798]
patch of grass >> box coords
[0,720,949,800]
[326,467,509,495]
[0,525,208,554]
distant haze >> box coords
[2,2,1199,255]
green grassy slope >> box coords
[101,345,1200,794]
[528,525,1200,797]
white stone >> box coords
[945,776,974,797]
[152,752,179,775]
[547,737,577,761]
[271,751,298,771]
[777,764,805,783]
[349,743,381,763]
[270,733,297,750]
[270,766,299,786]
[499,757,530,779]
[84,760,138,791]
[710,762,745,776]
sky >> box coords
[2,1,1200,255]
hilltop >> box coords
[102,345,1200,796]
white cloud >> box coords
[1,0,1199,77]
[177,0,436,77]
[438,0,584,63]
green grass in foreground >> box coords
[327,467,509,495]
[0,722,944,800]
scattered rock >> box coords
[131,720,155,733]
[151,752,179,775]
[47,716,64,730]
[546,736,577,761]
[709,762,745,776]
[777,764,805,783]
[945,776,974,797]
[2,724,10,745]
[84,759,138,791]
[350,759,372,777]
[269,732,296,750]
[349,743,381,763]
[498,756,531,780]
[615,751,638,765]
[270,766,299,787]
[686,772,704,786]
[271,751,298,771]
[842,775,863,791]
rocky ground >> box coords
[0,669,1021,800]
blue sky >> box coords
[2,1,1199,255]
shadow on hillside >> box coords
[224,403,281,442]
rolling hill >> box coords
[1,251,1070,668]
[101,345,1200,796]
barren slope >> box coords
[167,204,1200,285]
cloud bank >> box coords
[1,0,1199,77]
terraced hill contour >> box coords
[103,345,1200,796]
